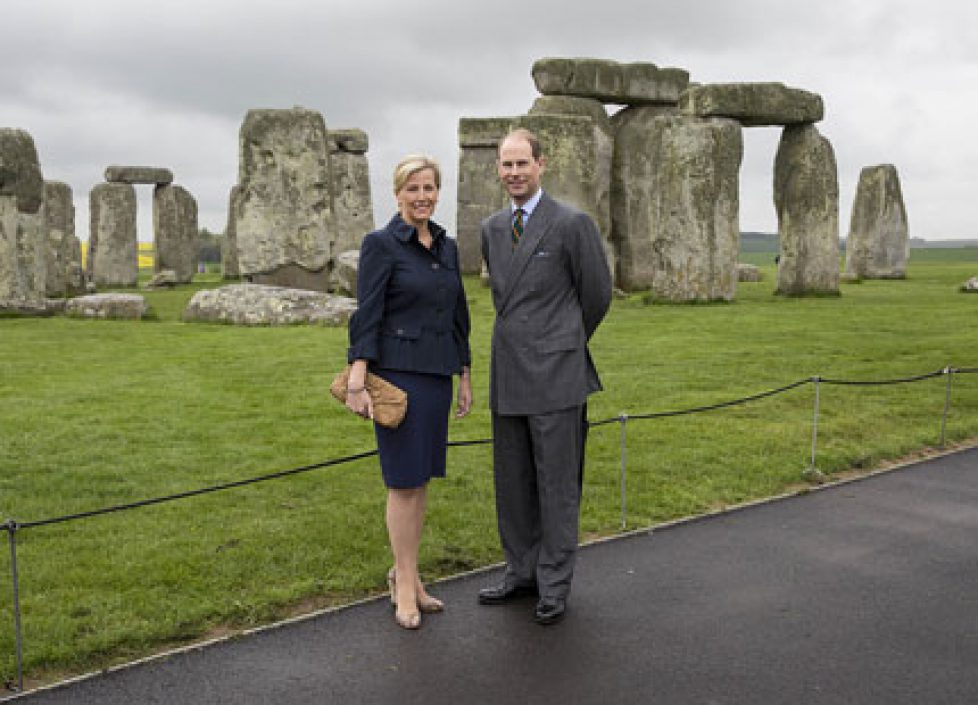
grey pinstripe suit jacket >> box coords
[480,193,612,416]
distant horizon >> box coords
[741,231,978,245]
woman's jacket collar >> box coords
[387,213,447,245]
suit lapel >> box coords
[486,212,512,296]
[498,194,557,313]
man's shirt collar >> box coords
[511,189,543,220]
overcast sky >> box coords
[3,0,976,243]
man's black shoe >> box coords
[478,582,538,605]
[533,597,566,625]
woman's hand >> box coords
[455,370,472,419]
[345,360,374,420]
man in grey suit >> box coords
[477,128,612,624]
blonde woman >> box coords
[345,155,472,629]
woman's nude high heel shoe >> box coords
[389,567,444,613]
[387,568,421,630]
[417,591,444,614]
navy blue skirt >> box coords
[372,369,452,489]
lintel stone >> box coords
[679,82,823,126]
[459,117,517,149]
[104,166,174,185]
[532,57,690,105]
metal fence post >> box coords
[941,366,954,448]
[4,520,23,693]
[618,414,628,530]
[803,377,825,482]
[810,377,820,469]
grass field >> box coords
[2,249,978,687]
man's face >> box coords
[497,136,545,206]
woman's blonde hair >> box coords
[393,154,441,193]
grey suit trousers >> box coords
[491,405,587,599]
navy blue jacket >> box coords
[347,214,471,376]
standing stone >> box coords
[641,116,742,301]
[0,128,45,214]
[522,105,614,275]
[610,106,680,290]
[516,113,614,269]
[222,184,240,278]
[328,129,374,261]
[43,181,84,296]
[0,129,46,312]
[844,165,909,279]
[231,107,336,292]
[610,104,680,134]
[0,197,47,312]
[89,182,138,288]
[773,124,840,295]
[153,184,198,283]
[456,110,615,277]
[531,58,690,105]
[456,117,513,274]
[456,113,613,276]
[529,96,613,137]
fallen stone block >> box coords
[65,293,148,319]
[144,269,179,289]
[183,283,357,326]
[331,250,359,297]
[737,263,762,282]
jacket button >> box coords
[431,263,440,270]
[397,328,404,335]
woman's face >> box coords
[396,168,439,226]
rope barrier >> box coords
[817,369,946,386]
[17,450,378,531]
[3,365,977,691]
[10,368,975,531]
[12,441,493,532]
[588,377,812,428]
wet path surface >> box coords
[9,448,977,704]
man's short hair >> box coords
[498,128,543,160]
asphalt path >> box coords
[7,447,977,704]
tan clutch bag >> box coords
[330,365,407,429]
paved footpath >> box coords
[6,448,977,704]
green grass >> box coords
[2,256,978,686]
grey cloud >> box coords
[2,0,977,241]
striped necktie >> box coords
[512,208,525,247]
